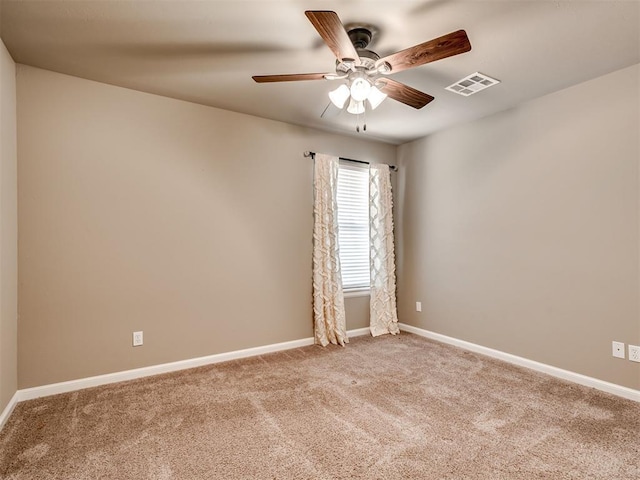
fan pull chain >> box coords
[355,108,367,133]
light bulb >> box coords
[328,84,350,108]
[347,98,365,115]
[367,86,387,110]
[350,77,372,102]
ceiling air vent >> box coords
[446,72,500,96]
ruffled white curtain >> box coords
[369,163,400,337]
[312,154,348,346]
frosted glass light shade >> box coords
[350,77,372,102]
[347,98,365,115]
[328,84,350,108]
[367,86,387,110]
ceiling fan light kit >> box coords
[367,85,387,110]
[252,10,473,131]
[328,75,388,112]
[347,98,365,115]
[349,75,371,102]
[328,84,350,108]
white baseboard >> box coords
[15,327,372,404]
[398,323,640,402]
[0,391,20,432]
[17,336,313,402]
[347,327,372,337]
[12,322,635,427]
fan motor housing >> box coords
[357,49,380,69]
[334,25,381,73]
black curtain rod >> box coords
[304,151,397,172]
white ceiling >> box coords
[1,0,639,145]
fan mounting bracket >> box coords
[344,23,379,50]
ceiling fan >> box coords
[252,10,471,127]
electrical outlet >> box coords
[629,345,640,363]
[612,341,625,359]
[416,302,422,312]
[133,331,143,347]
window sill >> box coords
[344,288,370,298]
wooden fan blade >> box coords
[252,73,328,83]
[376,30,471,74]
[378,78,434,109]
[305,11,360,64]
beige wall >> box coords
[17,65,393,388]
[344,295,371,331]
[16,59,638,393]
[0,39,17,411]
[397,64,640,389]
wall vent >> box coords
[445,72,500,96]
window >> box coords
[336,162,369,291]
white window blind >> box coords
[336,162,370,290]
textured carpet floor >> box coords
[1,333,639,479]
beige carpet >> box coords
[1,333,638,479]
